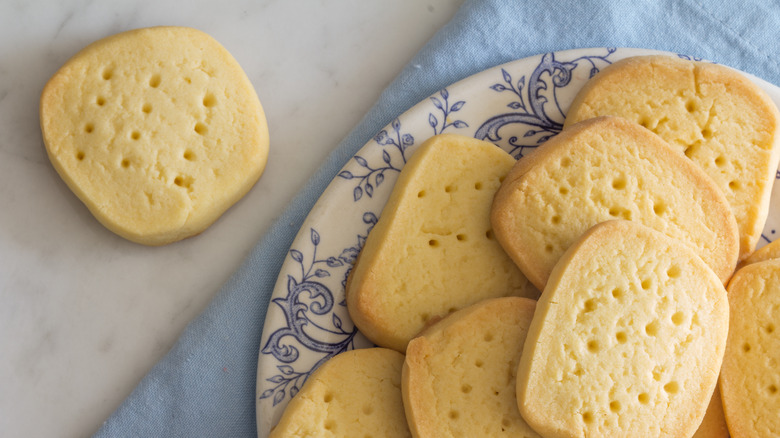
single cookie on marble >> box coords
[40,26,269,245]
[403,297,541,438]
[269,348,411,438]
[346,133,537,353]
[565,55,780,261]
[720,258,780,438]
[516,220,729,438]
[491,116,738,291]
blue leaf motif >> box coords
[452,120,468,128]
[268,375,284,384]
[507,101,523,110]
[502,68,512,83]
[589,67,599,78]
[326,257,344,267]
[333,313,342,329]
[273,390,285,406]
[429,113,438,128]
[311,229,320,246]
[391,118,401,131]
[354,156,369,168]
[375,172,384,187]
[353,186,363,202]
[517,75,526,88]
[260,389,274,399]
[339,247,360,264]
[290,386,299,398]
[278,365,294,375]
[451,100,465,112]
[382,150,391,164]
[338,170,354,179]
[363,212,378,225]
[490,84,506,92]
[290,250,303,263]
[314,269,330,278]
[402,134,414,147]
[374,130,388,144]
[365,183,374,197]
[441,88,449,99]
[430,96,444,110]
[524,130,537,137]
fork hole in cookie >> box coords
[194,122,208,135]
[664,381,679,394]
[645,321,659,337]
[701,128,713,139]
[362,405,373,415]
[587,340,600,352]
[461,384,472,394]
[615,331,627,344]
[76,151,85,161]
[743,342,752,353]
[551,215,561,225]
[456,234,467,242]
[767,323,776,334]
[417,190,426,198]
[130,131,141,140]
[323,393,333,403]
[448,410,459,420]
[671,311,685,326]
[685,100,697,113]
[637,393,650,404]
[428,239,439,247]
[584,299,596,313]
[769,385,778,395]
[142,103,152,114]
[561,157,572,168]
[474,359,484,368]
[121,159,130,168]
[474,182,483,190]
[609,401,621,412]
[559,186,569,195]
[485,230,494,240]
[611,288,623,299]
[714,155,726,167]
[581,411,594,424]
[544,244,554,253]
[101,67,113,80]
[202,93,217,107]
[84,123,94,133]
[183,150,195,161]
[612,177,626,190]
[96,96,106,106]
[484,332,494,342]
[641,279,652,290]
[444,185,454,193]
[149,74,161,88]
[324,420,336,431]
[728,180,741,191]
[501,418,511,428]
[667,265,681,279]
[653,201,667,216]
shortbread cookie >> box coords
[692,385,729,438]
[403,297,541,438]
[742,237,780,266]
[40,26,269,245]
[720,258,780,437]
[565,55,780,260]
[491,116,738,290]
[516,220,729,438]
[269,348,411,437]
[347,133,537,352]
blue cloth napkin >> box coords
[95,0,780,436]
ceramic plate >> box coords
[255,47,780,436]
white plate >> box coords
[255,47,780,436]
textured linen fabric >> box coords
[95,0,780,436]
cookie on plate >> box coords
[565,55,780,260]
[346,133,537,353]
[269,348,411,437]
[516,220,729,438]
[720,258,780,438]
[40,26,269,245]
[742,237,780,266]
[491,115,738,290]
[403,297,541,438]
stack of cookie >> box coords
[271,56,780,438]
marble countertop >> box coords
[0,1,463,436]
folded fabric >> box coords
[95,0,780,436]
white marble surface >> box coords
[0,1,464,436]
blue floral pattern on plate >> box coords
[255,48,780,437]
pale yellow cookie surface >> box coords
[491,116,738,290]
[720,259,780,438]
[346,133,537,353]
[565,55,780,260]
[403,297,541,438]
[742,237,780,266]
[269,348,411,438]
[516,220,729,438]
[40,26,269,245]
